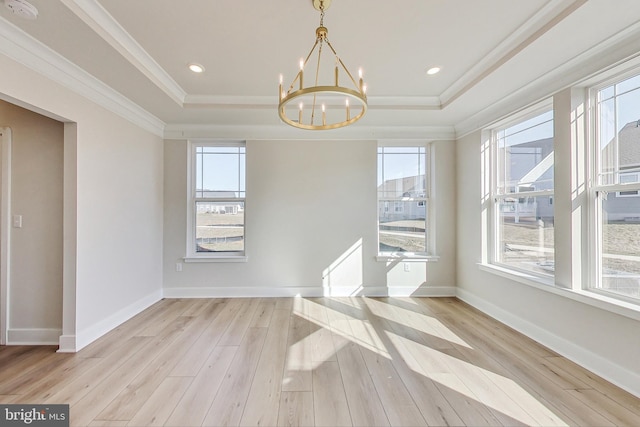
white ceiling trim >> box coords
[164,124,456,141]
[454,20,640,138]
[184,95,441,110]
[367,96,441,110]
[440,0,586,108]
[0,15,165,137]
[60,0,187,105]
[184,95,275,109]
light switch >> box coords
[12,215,22,228]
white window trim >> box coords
[185,140,247,262]
[376,144,434,259]
[479,63,640,316]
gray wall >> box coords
[163,139,456,296]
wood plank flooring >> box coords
[1,297,639,426]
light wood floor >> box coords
[1,297,639,427]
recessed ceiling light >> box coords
[4,0,38,19]
[426,67,441,76]
[188,63,205,73]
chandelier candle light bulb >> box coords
[322,104,326,125]
[299,102,304,124]
[359,68,364,92]
[279,74,283,100]
[346,98,350,120]
[299,59,304,90]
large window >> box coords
[377,146,428,255]
[188,142,246,258]
[492,110,555,277]
[592,72,640,300]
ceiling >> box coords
[2,0,640,137]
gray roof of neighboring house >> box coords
[512,137,554,155]
[618,120,640,169]
[378,175,426,197]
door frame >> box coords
[0,127,12,345]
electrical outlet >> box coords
[404,262,410,272]
[175,262,183,272]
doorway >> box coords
[0,98,65,346]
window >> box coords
[188,142,246,259]
[377,146,428,255]
[491,110,554,277]
[592,72,640,300]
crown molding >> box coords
[367,96,441,110]
[184,95,441,110]
[164,124,455,141]
[454,20,640,138]
[60,0,187,105]
[184,95,274,109]
[440,0,586,108]
[0,15,165,137]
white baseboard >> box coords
[456,287,640,399]
[163,286,320,298]
[6,328,61,345]
[57,334,76,353]
[75,289,162,352]
[162,285,456,298]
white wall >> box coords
[163,138,456,297]
[455,129,640,397]
[0,52,164,350]
[0,100,63,344]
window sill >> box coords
[376,254,440,262]
[478,263,640,322]
[184,255,248,263]
[478,263,554,287]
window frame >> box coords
[488,107,555,281]
[185,140,247,262]
[376,144,435,260]
[588,71,640,301]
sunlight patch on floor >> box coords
[288,296,569,426]
[363,297,473,349]
[389,330,568,426]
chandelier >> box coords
[278,0,367,130]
